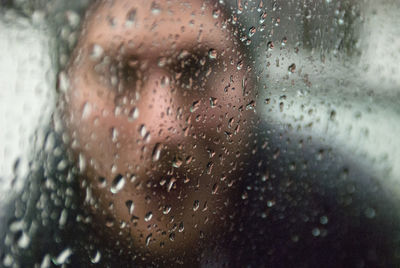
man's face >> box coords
[64,0,253,256]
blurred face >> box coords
[64,0,253,259]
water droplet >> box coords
[267,200,275,207]
[256,0,263,10]
[3,254,13,266]
[259,12,267,23]
[169,232,175,241]
[144,211,153,222]
[161,76,170,87]
[209,97,218,108]
[178,50,190,60]
[125,9,137,27]
[111,127,118,143]
[78,153,86,173]
[125,200,134,215]
[167,177,177,192]
[40,254,51,268]
[152,143,163,162]
[246,100,256,110]
[65,10,80,28]
[90,44,104,61]
[129,174,137,183]
[288,63,296,73]
[212,183,219,194]
[172,156,183,168]
[157,57,167,67]
[291,235,299,242]
[320,216,329,225]
[208,49,218,59]
[111,174,125,194]
[139,124,147,137]
[206,148,215,158]
[200,231,205,239]
[81,102,92,119]
[330,110,336,121]
[59,209,68,227]
[178,222,184,232]
[190,101,200,112]
[9,219,24,232]
[274,17,280,26]
[212,9,220,19]
[206,162,214,175]
[365,207,376,219]
[106,218,114,227]
[237,0,243,14]
[163,205,171,215]
[281,37,287,46]
[145,233,152,246]
[272,1,278,11]
[52,248,72,265]
[237,61,243,70]
[267,41,274,50]
[312,228,321,237]
[151,2,161,15]
[58,71,70,93]
[17,232,30,249]
[248,26,256,37]
[193,200,200,211]
[90,250,101,264]
[129,107,139,121]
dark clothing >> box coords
[1,127,400,267]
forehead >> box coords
[82,0,234,57]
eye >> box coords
[171,51,212,91]
[92,53,142,93]
[116,57,142,94]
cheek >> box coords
[65,78,175,179]
[204,68,248,125]
[64,74,138,174]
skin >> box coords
[63,0,254,262]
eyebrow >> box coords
[91,38,228,68]
[85,24,233,60]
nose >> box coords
[136,67,184,146]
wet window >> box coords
[1,0,400,267]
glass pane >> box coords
[1,0,400,267]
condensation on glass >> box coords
[1,0,400,267]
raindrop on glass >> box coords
[208,49,218,59]
[144,211,153,222]
[90,250,101,264]
[152,143,163,162]
[125,200,135,215]
[193,200,200,211]
[111,174,126,194]
[288,63,296,73]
